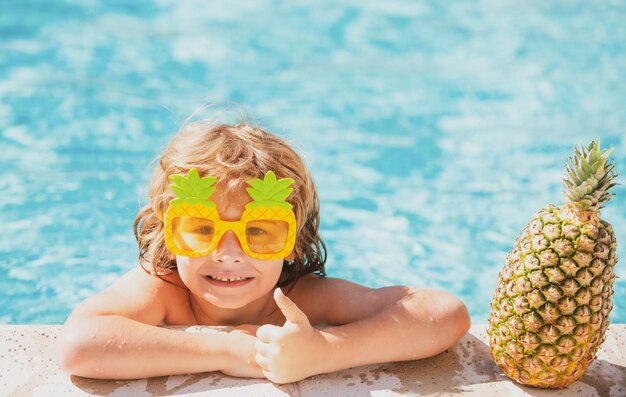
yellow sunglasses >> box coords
[164,169,297,260]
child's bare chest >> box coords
[161,289,198,326]
[160,288,286,326]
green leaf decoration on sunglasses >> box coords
[168,168,218,207]
[245,171,294,210]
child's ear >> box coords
[285,252,295,262]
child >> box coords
[57,119,471,384]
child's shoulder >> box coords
[287,274,379,325]
[142,267,197,325]
[115,265,186,295]
[106,265,195,325]
[289,273,369,297]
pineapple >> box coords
[164,168,218,256]
[243,171,297,257]
[487,141,619,388]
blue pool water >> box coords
[1,1,625,324]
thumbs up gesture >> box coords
[255,288,328,384]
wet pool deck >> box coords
[1,324,624,397]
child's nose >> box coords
[212,230,245,263]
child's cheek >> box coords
[174,256,196,287]
[263,259,287,286]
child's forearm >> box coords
[317,289,470,374]
[57,315,230,379]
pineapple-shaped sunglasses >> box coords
[164,169,297,260]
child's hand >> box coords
[255,288,327,384]
[221,325,265,379]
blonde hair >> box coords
[134,121,327,288]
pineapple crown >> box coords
[245,171,295,210]
[562,141,618,212]
[168,168,217,207]
[167,169,295,210]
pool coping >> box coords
[1,324,624,396]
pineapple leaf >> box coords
[565,164,582,186]
[269,188,293,202]
[245,171,294,210]
[246,178,265,191]
[562,141,618,212]
[247,200,292,210]
[275,201,293,210]
[199,176,218,189]
[273,178,296,191]
[168,168,217,207]
[265,179,295,197]
[187,168,200,184]
[169,175,186,187]
[169,198,185,206]
[182,179,193,196]
[265,170,278,184]
[170,185,189,199]
[246,187,267,202]
[245,201,262,209]
[198,187,217,199]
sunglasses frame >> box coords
[164,206,297,260]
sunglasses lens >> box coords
[172,217,215,252]
[246,220,289,254]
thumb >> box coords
[274,288,310,326]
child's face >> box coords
[175,186,292,309]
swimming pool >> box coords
[1,0,625,324]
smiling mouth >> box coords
[205,275,253,282]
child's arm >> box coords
[56,266,263,379]
[255,277,471,384]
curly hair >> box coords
[134,120,327,290]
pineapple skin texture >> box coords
[487,204,618,388]
[164,202,219,257]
